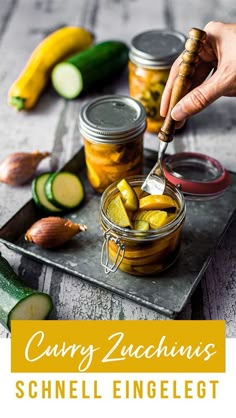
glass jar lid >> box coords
[129,29,186,68]
[79,95,146,144]
[163,152,231,200]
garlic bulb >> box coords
[0,150,50,186]
[25,217,87,248]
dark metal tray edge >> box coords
[0,238,175,318]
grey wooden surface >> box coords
[0,0,236,338]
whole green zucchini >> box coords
[0,254,53,331]
[51,40,129,99]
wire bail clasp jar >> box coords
[101,229,125,274]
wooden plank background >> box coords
[0,0,236,337]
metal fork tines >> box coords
[141,141,168,195]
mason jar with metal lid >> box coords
[79,95,146,193]
[129,29,186,133]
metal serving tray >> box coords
[0,147,235,318]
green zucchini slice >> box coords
[0,254,53,331]
[45,171,84,209]
[32,173,62,213]
[51,40,129,99]
[9,293,53,322]
[51,63,83,99]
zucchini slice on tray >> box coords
[32,173,62,213]
[45,172,84,209]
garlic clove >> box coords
[25,217,87,248]
[0,150,50,186]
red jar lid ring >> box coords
[163,152,231,199]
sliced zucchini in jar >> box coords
[32,173,62,213]
[117,178,138,211]
[134,220,149,231]
[45,171,85,209]
[146,105,157,118]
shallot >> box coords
[0,150,50,186]
[25,217,87,248]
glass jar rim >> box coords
[100,175,186,241]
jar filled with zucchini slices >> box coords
[129,30,186,133]
[100,175,186,276]
[79,95,146,193]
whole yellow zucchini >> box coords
[8,26,93,110]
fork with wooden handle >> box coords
[141,28,207,195]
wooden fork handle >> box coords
[158,27,207,143]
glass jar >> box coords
[163,152,231,200]
[79,95,146,193]
[100,175,186,276]
[129,30,186,133]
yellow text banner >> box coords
[11,320,225,373]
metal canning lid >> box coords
[163,152,231,200]
[129,29,186,68]
[79,95,147,144]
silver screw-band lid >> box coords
[79,95,146,144]
[129,29,186,68]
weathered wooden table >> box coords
[0,0,236,337]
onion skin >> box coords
[0,150,50,186]
[25,217,87,248]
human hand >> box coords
[160,22,236,128]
